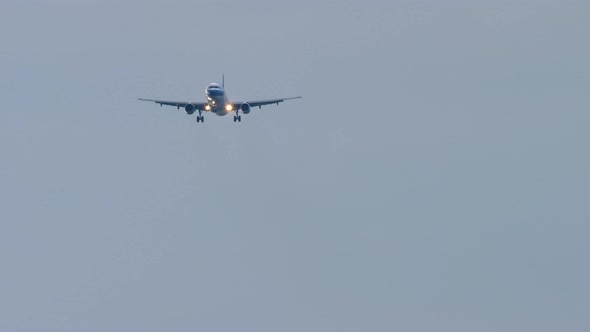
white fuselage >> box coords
[205,83,232,116]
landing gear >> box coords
[196,111,204,123]
[233,109,241,122]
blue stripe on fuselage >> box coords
[207,89,224,97]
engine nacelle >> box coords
[184,104,196,115]
[240,102,251,114]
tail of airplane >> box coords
[222,74,224,89]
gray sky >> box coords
[1,1,589,331]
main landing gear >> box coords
[233,109,241,122]
[196,111,204,123]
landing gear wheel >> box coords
[196,115,204,123]
[238,116,241,122]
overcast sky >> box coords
[1,1,589,331]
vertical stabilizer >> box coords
[222,74,225,88]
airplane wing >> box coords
[138,98,207,111]
[230,96,302,109]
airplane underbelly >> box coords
[211,96,229,116]
[214,109,229,116]
[205,92,230,116]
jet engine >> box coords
[184,104,196,115]
[240,102,251,114]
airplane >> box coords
[138,75,301,123]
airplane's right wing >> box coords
[138,98,207,111]
[230,96,302,109]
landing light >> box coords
[205,105,211,111]
[225,104,233,111]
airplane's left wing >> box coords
[138,98,207,111]
[230,96,302,109]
